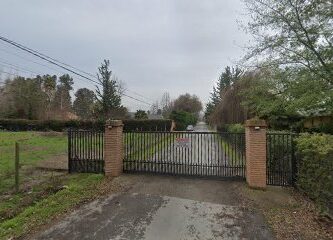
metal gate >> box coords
[68,129,104,173]
[266,132,297,186]
[123,131,245,178]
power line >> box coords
[0,59,40,75]
[0,69,19,76]
[0,37,97,79]
[0,69,151,106]
[0,60,153,106]
[125,89,155,102]
[0,57,97,86]
[0,48,98,87]
[0,35,152,106]
[0,47,79,76]
[0,35,100,85]
[121,93,153,105]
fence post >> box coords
[15,142,20,192]
[291,133,297,185]
[245,119,267,189]
[104,120,124,177]
[68,129,72,173]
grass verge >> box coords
[0,173,104,240]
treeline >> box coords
[0,60,128,121]
[205,0,332,133]
[136,92,203,130]
[0,58,204,130]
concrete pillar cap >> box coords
[245,118,267,127]
[105,119,124,127]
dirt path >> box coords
[34,174,273,240]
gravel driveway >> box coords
[35,174,274,240]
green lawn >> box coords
[0,131,68,193]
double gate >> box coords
[68,129,298,185]
[123,131,245,178]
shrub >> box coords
[225,124,245,133]
[0,119,173,132]
[307,122,333,135]
[169,111,197,131]
[295,133,333,216]
[123,119,172,131]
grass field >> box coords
[0,132,109,239]
[0,131,68,194]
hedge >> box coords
[225,124,245,133]
[295,133,333,217]
[123,119,172,131]
[169,111,197,131]
[0,119,173,132]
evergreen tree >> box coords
[210,66,242,108]
[95,59,122,119]
[206,66,243,122]
[204,102,215,122]
[41,75,57,120]
[134,110,148,119]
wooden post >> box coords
[15,142,19,193]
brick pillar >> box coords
[245,119,267,189]
[104,120,124,177]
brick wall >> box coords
[104,120,124,177]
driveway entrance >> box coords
[35,174,273,240]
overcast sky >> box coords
[0,0,251,111]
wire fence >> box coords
[0,131,68,195]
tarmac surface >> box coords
[35,174,274,240]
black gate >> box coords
[123,131,245,178]
[266,132,297,186]
[68,129,104,173]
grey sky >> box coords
[0,0,250,111]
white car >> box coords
[186,125,194,131]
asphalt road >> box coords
[35,174,273,240]
[193,121,211,132]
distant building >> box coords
[303,114,332,129]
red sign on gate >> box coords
[175,137,190,148]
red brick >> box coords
[104,120,124,177]
[245,120,267,189]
